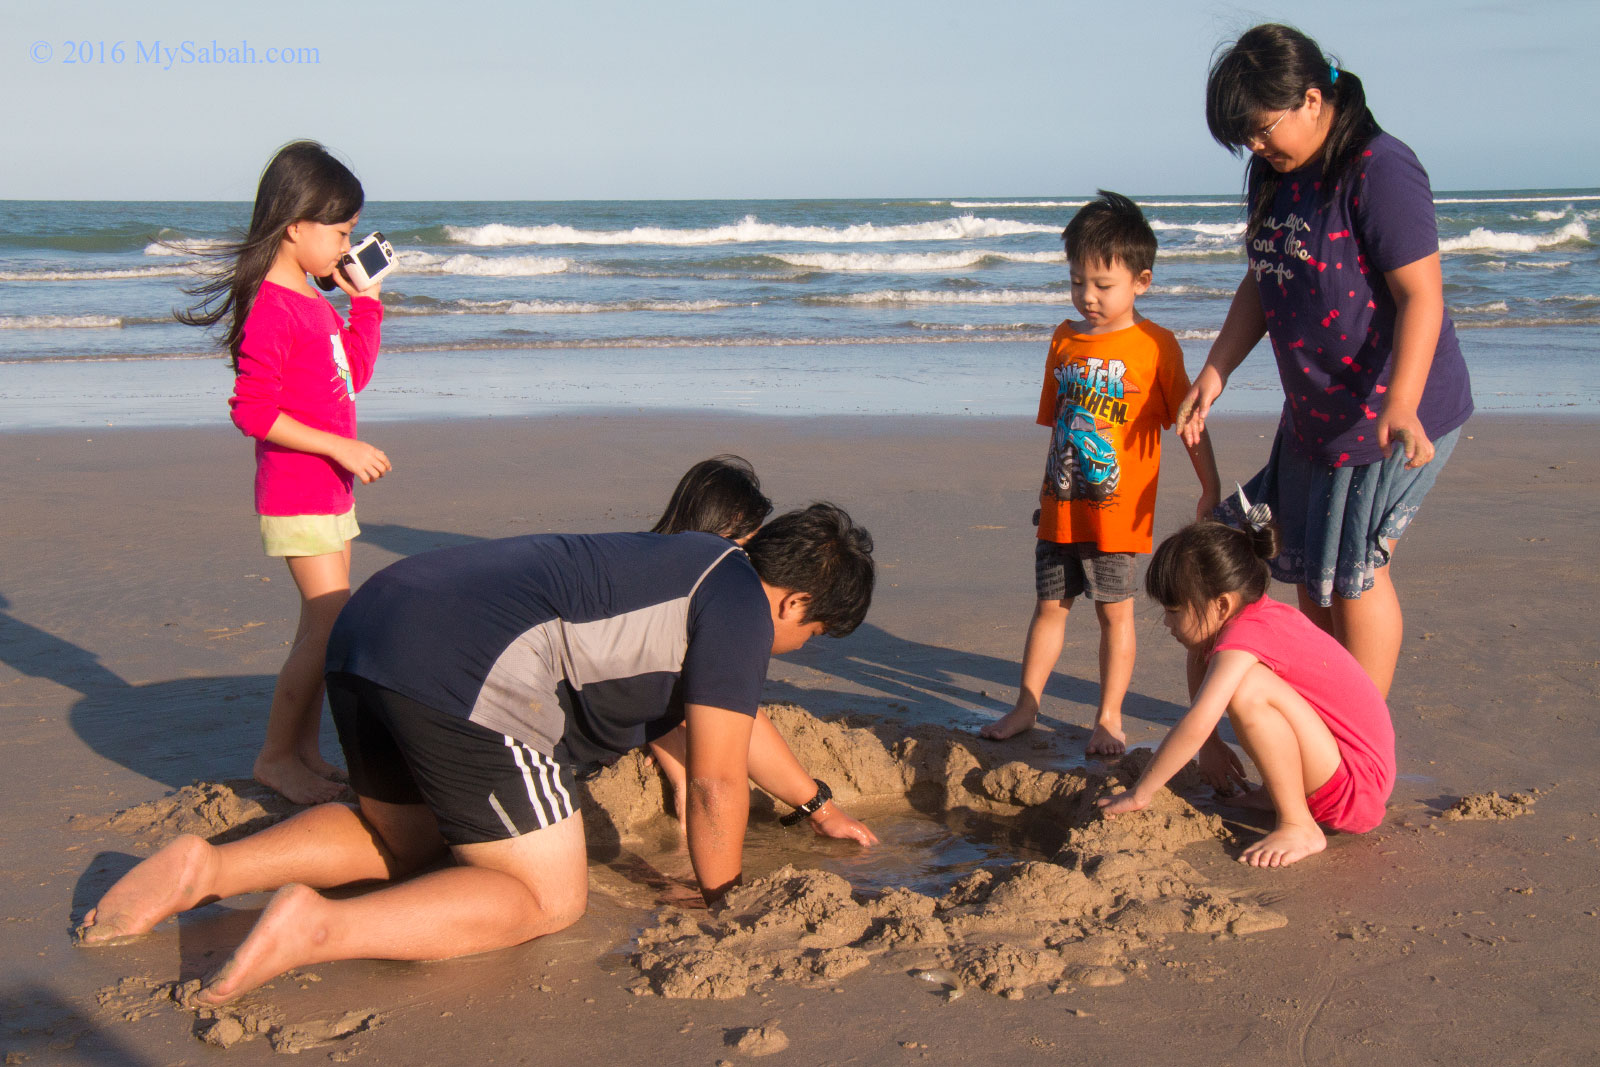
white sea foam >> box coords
[1151,220,1247,238]
[0,314,123,329]
[1439,219,1590,253]
[910,320,1044,332]
[1434,194,1600,204]
[443,215,1057,247]
[949,200,1088,209]
[949,199,1244,209]
[396,250,571,276]
[1150,284,1235,297]
[1484,260,1572,271]
[1452,300,1511,314]
[391,297,743,316]
[1532,208,1569,222]
[772,249,1062,272]
[1173,328,1222,340]
[143,238,228,256]
[0,265,196,281]
[814,289,1075,306]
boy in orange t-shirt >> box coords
[982,191,1220,753]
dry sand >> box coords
[2,411,1596,1064]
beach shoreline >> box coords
[2,411,1595,1064]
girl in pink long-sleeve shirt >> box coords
[179,141,390,804]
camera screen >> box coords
[355,242,389,276]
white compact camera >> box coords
[316,231,396,291]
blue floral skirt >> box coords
[1221,427,1460,607]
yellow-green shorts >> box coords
[260,508,359,557]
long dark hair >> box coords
[176,141,364,370]
[1205,24,1380,236]
[651,455,773,541]
[1145,519,1279,618]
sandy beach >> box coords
[2,410,1596,1065]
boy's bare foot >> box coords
[980,707,1037,740]
[199,883,327,1005]
[297,749,349,783]
[77,835,216,945]
[1086,723,1126,757]
[254,754,345,806]
[1239,822,1326,868]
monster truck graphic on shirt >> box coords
[1044,356,1132,506]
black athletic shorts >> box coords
[327,671,578,845]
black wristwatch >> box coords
[779,778,832,826]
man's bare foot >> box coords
[199,883,327,1005]
[77,835,216,945]
[1086,723,1126,757]
[980,706,1037,740]
[1239,822,1326,868]
[255,754,345,805]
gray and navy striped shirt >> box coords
[326,531,773,766]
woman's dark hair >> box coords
[1145,519,1279,614]
[651,455,773,541]
[1205,23,1380,235]
[1062,190,1157,276]
[177,140,365,370]
[744,502,875,637]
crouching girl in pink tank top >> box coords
[1099,505,1395,867]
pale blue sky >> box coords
[3,0,1592,199]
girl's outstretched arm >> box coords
[1176,277,1267,447]
[1377,253,1444,468]
[1099,649,1260,815]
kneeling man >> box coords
[79,503,877,1002]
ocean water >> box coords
[1,193,1595,427]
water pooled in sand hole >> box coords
[599,802,1048,904]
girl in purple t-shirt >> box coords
[1177,24,1473,701]
[1100,516,1395,868]
[177,141,391,804]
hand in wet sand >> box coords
[1096,789,1149,818]
[809,802,879,847]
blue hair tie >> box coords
[1329,61,1339,83]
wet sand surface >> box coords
[2,412,1596,1064]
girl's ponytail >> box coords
[1205,24,1381,236]
[177,141,364,370]
[1146,519,1275,613]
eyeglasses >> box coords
[1245,109,1292,148]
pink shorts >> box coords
[1305,758,1386,834]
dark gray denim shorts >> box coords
[1034,540,1137,603]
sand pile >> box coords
[1441,790,1539,821]
[622,703,1287,1000]
[73,779,305,843]
[79,704,1290,1006]
[95,976,380,1053]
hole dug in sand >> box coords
[587,703,1290,1001]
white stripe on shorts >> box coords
[487,792,520,838]
[502,736,573,829]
